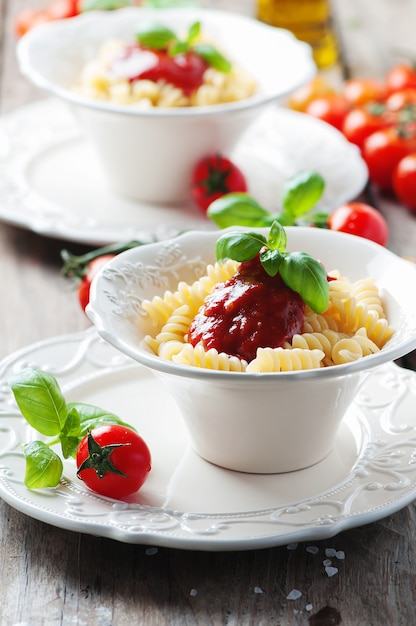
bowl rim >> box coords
[16,6,316,119]
[87,227,416,382]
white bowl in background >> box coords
[87,227,416,474]
[17,7,316,204]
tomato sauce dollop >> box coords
[188,256,305,362]
[110,44,210,97]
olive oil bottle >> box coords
[256,0,338,69]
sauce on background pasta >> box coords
[143,255,394,373]
[75,26,257,108]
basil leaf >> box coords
[281,171,325,219]
[280,252,329,313]
[259,248,284,277]
[207,193,273,228]
[10,368,67,437]
[169,40,189,56]
[68,402,136,437]
[267,220,287,251]
[193,43,232,73]
[23,441,63,489]
[216,232,267,263]
[136,23,176,49]
[60,407,81,459]
[187,21,201,44]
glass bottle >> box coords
[256,0,338,69]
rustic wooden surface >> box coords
[1,1,416,624]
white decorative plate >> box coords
[0,329,416,551]
[0,99,368,245]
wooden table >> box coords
[1,1,416,623]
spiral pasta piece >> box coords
[172,343,248,372]
[246,348,325,373]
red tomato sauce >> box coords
[110,44,209,96]
[188,256,305,362]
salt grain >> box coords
[287,589,302,600]
[287,543,298,550]
[190,589,198,597]
[254,586,264,594]
[305,604,313,612]
[325,566,339,577]
[323,559,332,567]
[325,548,337,557]
[336,550,345,560]
[306,546,319,554]
[145,547,158,556]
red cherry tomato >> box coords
[341,78,386,107]
[77,254,115,312]
[392,153,416,212]
[47,0,80,19]
[191,154,247,213]
[385,88,416,111]
[362,126,416,190]
[305,93,350,131]
[14,9,53,38]
[76,425,151,499]
[287,77,335,112]
[328,202,389,246]
[342,104,392,151]
[385,63,416,95]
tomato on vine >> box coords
[362,126,416,190]
[77,254,115,312]
[392,153,416,212]
[76,425,151,498]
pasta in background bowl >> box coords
[87,228,416,473]
[16,7,315,204]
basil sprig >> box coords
[207,170,328,228]
[135,20,232,72]
[10,368,135,490]
[215,221,329,313]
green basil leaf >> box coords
[216,232,267,263]
[10,368,67,437]
[68,402,136,437]
[281,171,325,219]
[23,441,63,489]
[280,252,329,313]
[207,193,273,228]
[169,40,189,56]
[187,21,201,44]
[135,22,176,49]
[193,43,232,73]
[259,248,284,277]
[267,220,287,251]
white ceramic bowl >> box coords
[17,7,315,205]
[87,227,416,474]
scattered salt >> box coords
[306,545,319,554]
[190,589,198,597]
[325,548,337,557]
[305,604,313,612]
[336,550,345,560]
[145,547,158,556]
[254,586,264,594]
[323,558,332,567]
[287,589,302,601]
[325,566,339,577]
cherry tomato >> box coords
[14,9,53,38]
[392,153,416,212]
[76,425,151,499]
[385,63,416,95]
[342,104,392,151]
[78,254,115,312]
[362,126,416,190]
[385,88,416,111]
[341,78,386,107]
[287,77,335,112]
[305,93,350,131]
[47,0,80,19]
[191,154,247,213]
[328,202,389,246]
